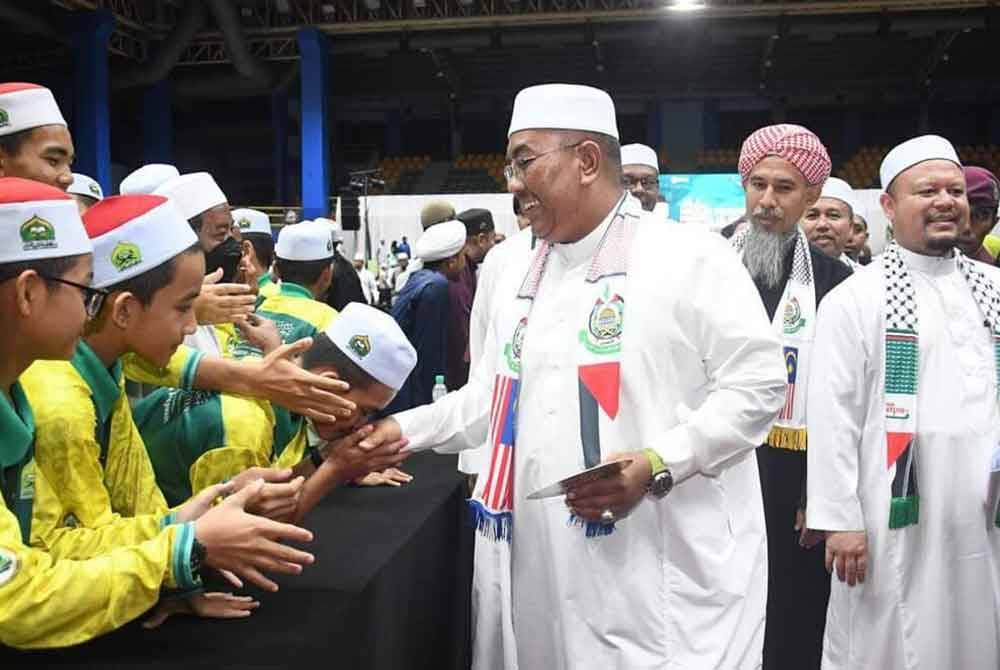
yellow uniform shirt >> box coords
[231,282,337,359]
[0,381,198,650]
[22,342,174,560]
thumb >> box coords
[203,268,223,285]
[223,478,265,510]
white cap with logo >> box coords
[153,172,228,221]
[275,220,334,261]
[68,173,104,201]
[232,208,272,236]
[324,302,417,391]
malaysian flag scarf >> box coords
[733,226,816,451]
[469,195,635,542]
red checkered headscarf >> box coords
[738,124,831,186]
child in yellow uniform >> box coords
[231,220,339,359]
[137,303,417,513]
[0,174,312,649]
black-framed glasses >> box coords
[621,175,660,190]
[37,274,109,318]
[503,141,584,182]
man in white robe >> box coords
[807,134,1000,670]
[800,176,861,272]
[363,84,787,669]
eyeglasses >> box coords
[503,141,584,182]
[621,175,660,190]
[37,274,109,318]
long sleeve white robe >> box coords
[806,248,1000,670]
[396,204,786,670]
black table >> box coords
[4,452,473,670]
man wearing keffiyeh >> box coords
[806,134,1000,670]
[733,124,853,670]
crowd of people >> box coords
[0,77,997,670]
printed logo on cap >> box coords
[20,215,56,251]
[0,108,8,129]
[349,334,372,358]
[110,241,143,273]
[237,216,251,229]
[88,182,100,197]
[326,238,333,253]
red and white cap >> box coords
[0,83,67,137]
[82,195,198,289]
[0,177,91,264]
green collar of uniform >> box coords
[71,341,123,426]
[277,282,314,300]
[258,272,274,288]
[0,382,34,469]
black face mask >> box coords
[204,236,242,283]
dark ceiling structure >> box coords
[0,0,995,111]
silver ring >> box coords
[600,509,615,524]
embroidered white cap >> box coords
[314,217,343,243]
[818,177,859,216]
[324,302,417,391]
[232,208,272,236]
[416,220,465,262]
[153,172,228,221]
[354,250,365,262]
[67,173,104,201]
[396,252,409,261]
[275,220,334,261]
[0,177,92,264]
[621,143,659,170]
[120,164,180,195]
[508,84,619,140]
[0,83,66,137]
[880,135,961,191]
[83,195,198,289]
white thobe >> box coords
[807,248,1000,670]
[458,228,535,476]
[356,267,378,305]
[396,204,786,670]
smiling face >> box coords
[801,196,853,258]
[0,125,75,191]
[621,164,660,211]
[881,159,967,256]
[195,203,233,253]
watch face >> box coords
[650,471,673,498]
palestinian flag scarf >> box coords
[882,242,1000,529]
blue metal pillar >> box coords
[271,91,289,204]
[297,28,330,219]
[142,80,173,165]
[69,10,114,193]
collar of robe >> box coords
[71,341,123,428]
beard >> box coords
[742,217,797,289]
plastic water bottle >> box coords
[432,375,447,402]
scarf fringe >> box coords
[468,499,513,543]
[766,425,808,451]
[568,514,616,537]
[889,495,920,529]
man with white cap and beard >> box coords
[619,142,661,212]
[800,176,862,270]
[363,83,786,669]
[806,135,1000,670]
[733,124,853,670]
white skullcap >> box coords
[232,208,271,236]
[621,143,659,170]
[314,216,343,242]
[153,172,228,221]
[396,252,409,260]
[120,164,180,195]
[508,84,619,140]
[275,221,334,262]
[0,177,91,264]
[83,195,198,289]
[354,250,364,261]
[818,177,859,215]
[67,173,103,201]
[416,220,465,262]
[880,135,961,191]
[325,303,417,391]
[0,83,66,137]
